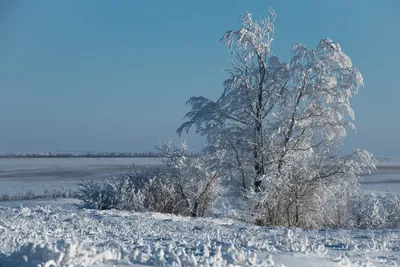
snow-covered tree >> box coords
[177,8,375,227]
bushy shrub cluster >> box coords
[348,190,400,229]
[78,142,220,217]
[247,179,400,229]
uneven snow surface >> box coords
[1,202,400,266]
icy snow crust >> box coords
[1,203,400,266]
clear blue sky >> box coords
[0,0,399,156]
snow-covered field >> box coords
[361,166,400,193]
[1,157,400,266]
[0,158,161,196]
[1,200,400,266]
[360,158,400,194]
[0,157,399,197]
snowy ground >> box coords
[0,158,161,196]
[360,158,400,194]
[1,157,400,266]
[1,200,400,266]
[361,166,400,193]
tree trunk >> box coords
[191,200,198,217]
[287,206,291,227]
[228,140,247,190]
[254,160,263,192]
[254,57,266,192]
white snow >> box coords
[1,201,400,266]
[1,157,400,266]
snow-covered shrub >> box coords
[244,149,375,228]
[78,179,107,209]
[78,169,168,211]
[348,190,400,229]
[78,142,220,217]
[156,140,221,217]
[115,171,186,214]
[380,192,400,228]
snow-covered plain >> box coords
[0,157,399,197]
[360,158,400,194]
[1,158,400,266]
[0,158,161,196]
[1,200,400,266]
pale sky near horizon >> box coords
[0,0,399,156]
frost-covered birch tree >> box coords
[177,8,375,226]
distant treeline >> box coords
[0,152,160,158]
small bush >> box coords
[348,190,400,229]
[78,142,221,217]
